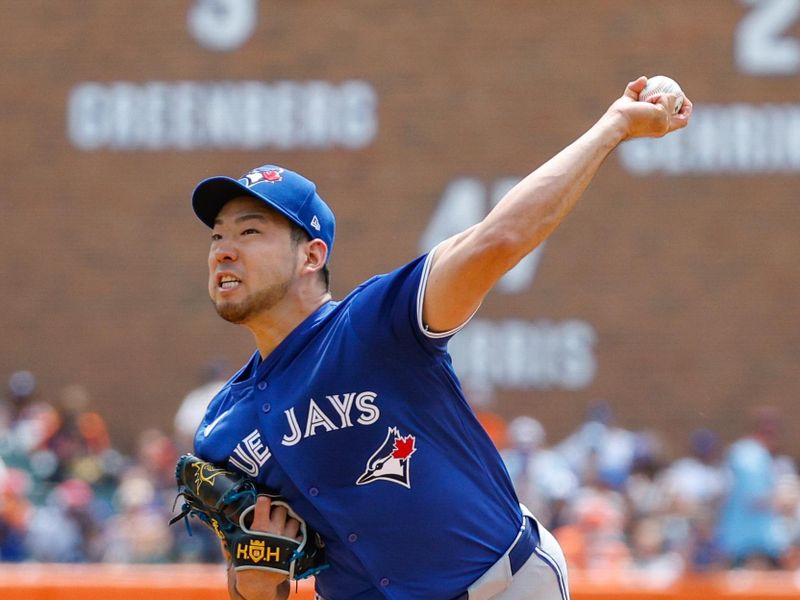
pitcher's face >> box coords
[208,196,299,324]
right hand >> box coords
[603,76,693,141]
[228,495,302,600]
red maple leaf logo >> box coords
[391,435,416,460]
[261,170,282,182]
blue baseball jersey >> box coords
[195,252,523,599]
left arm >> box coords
[227,496,295,600]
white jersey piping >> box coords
[416,243,480,339]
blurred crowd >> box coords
[3,368,800,582]
[0,368,224,564]
[486,399,800,583]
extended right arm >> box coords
[422,77,692,334]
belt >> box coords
[454,516,540,600]
[509,516,539,574]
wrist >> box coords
[235,569,288,600]
[596,108,630,145]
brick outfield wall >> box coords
[1,1,799,453]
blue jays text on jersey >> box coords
[195,252,524,600]
[219,391,381,477]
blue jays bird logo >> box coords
[356,427,417,488]
[241,168,283,186]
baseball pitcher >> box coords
[175,77,691,600]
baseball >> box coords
[639,75,684,113]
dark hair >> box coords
[289,224,331,291]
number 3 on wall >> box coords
[736,0,800,75]
[188,0,257,51]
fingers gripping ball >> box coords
[638,75,684,113]
[170,454,328,579]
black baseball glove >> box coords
[170,453,327,580]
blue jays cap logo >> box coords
[241,168,284,186]
[356,427,417,489]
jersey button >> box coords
[347,533,358,543]
[309,487,319,497]
[257,381,267,391]
[261,403,271,413]
[379,578,390,587]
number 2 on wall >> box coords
[736,0,800,75]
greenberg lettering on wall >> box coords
[67,80,378,151]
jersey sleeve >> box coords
[346,248,476,356]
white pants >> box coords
[493,519,570,600]
[316,516,570,600]
[466,515,570,600]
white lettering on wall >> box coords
[67,80,378,151]
[618,104,800,174]
[449,319,597,391]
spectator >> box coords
[557,400,637,490]
[774,464,800,569]
[716,406,794,568]
[5,370,36,423]
[554,481,631,573]
[135,428,179,493]
[99,467,174,563]
[502,416,578,529]
[0,465,31,561]
[5,371,59,459]
[24,479,95,562]
[662,428,725,513]
[173,361,229,451]
[685,508,724,572]
[658,428,725,565]
[46,385,113,484]
[625,430,670,520]
[628,516,684,584]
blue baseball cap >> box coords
[192,165,335,260]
